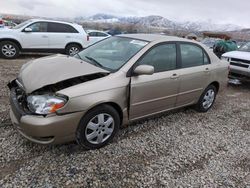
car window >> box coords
[97,32,108,37]
[137,43,177,73]
[239,42,250,52]
[88,32,97,37]
[180,43,210,68]
[27,22,47,32]
[48,22,78,33]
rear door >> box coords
[47,22,79,49]
[129,43,180,120]
[20,22,49,49]
[175,42,211,107]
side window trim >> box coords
[127,41,179,77]
[178,42,211,69]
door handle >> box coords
[204,67,210,73]
[170,73,179,79]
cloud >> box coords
[0,0,249,27]
[17,0,51,10]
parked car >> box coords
[0,19,4,28]
[86,30,110,46]
[222,42,250,81]
[3,20,17,29]
[8,34,228,149]
[0,19,89,59]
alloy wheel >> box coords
[202,89,215,109]
[2,44,16,58]
[85,113,114,145]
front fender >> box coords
[57,86,128,115]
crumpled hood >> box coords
[18,54,109,93]
[222,51,250,61]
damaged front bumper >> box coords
[8,79,84,144]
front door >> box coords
[129,43,180,120]
[20,22,49,49]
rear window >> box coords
[48,22,78,33]
[88,32,97,37]
[97,32,108,37]
[180,43,210,68]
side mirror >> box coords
[24,27,32,32]
[133,65,154,76]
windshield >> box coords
[238,42,250,52]
[75,36,149,71]
[12,20,32,29]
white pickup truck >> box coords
[222,42,250,82]
[0,19,89,59]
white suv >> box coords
[0,19,89,59]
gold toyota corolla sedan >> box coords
[8,34,229,149]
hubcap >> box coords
[2,44,16,57]
[85,113,114,145]
[202,89,215,109]
[69,47,79,56]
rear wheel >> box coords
[65,44,81,56]
[195,85,217,112]
[0,41,20,59]
[76,105,120,150]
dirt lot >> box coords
[0,55,250,187]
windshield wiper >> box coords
[74,53,83,60]
[85,56,104,68]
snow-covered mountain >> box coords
[78,14,243,32]
[178,21,243,32]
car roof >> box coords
[118,33,192,43]
[29,19,78,26]
[87,29,107,33]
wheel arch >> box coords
[65,42,83,49]
[84,102,123,125]
[0,38,22,50]
[209,81,220,92]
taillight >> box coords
[0,20,3,24]
[87,35,89,41]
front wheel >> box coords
[76,105,120,150]
[195,85,217,112]
[0,41,20,59]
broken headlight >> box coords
[27,94,67,115]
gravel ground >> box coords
[0,55,250,187]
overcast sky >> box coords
[1,0,250,27]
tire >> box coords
[65,44,81,56]
[0,41,20,59]
[195,85,217,112]
[76,105,120,150]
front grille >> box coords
[230,62,249,68]
[231,58,250,65]
[230,58,250,68]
